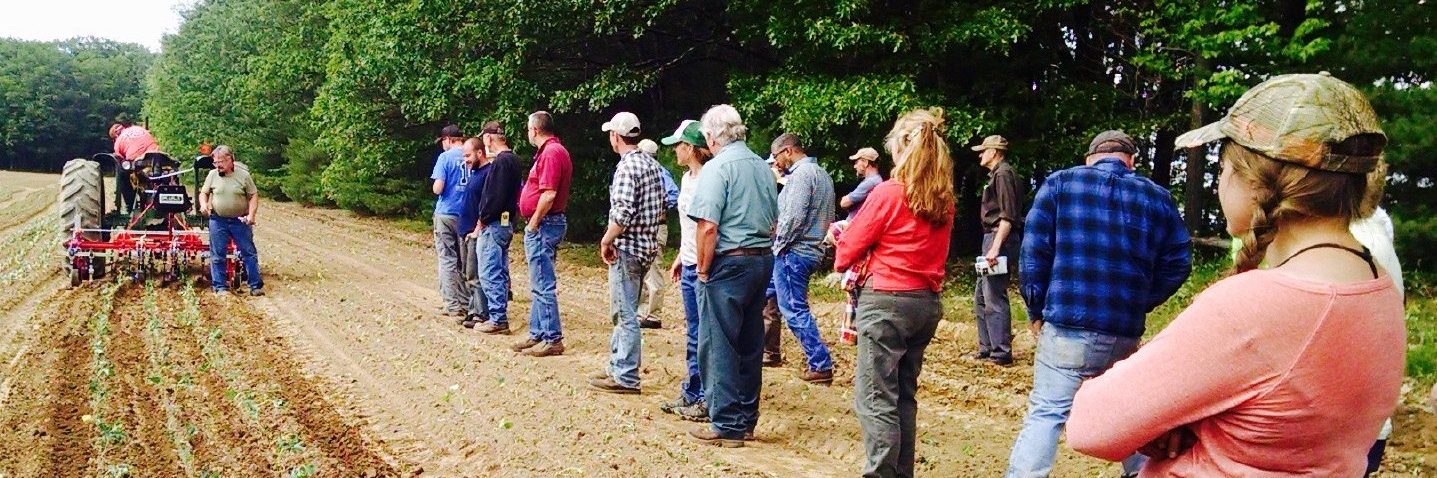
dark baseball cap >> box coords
[1087,130,1136,156]
[439,124,464,139]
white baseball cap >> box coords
[601,112,642,138]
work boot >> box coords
[523,340,565,357]
[588,377,640,395]
[476,321,510,335]
[510,338,540,352]
[800,368,834,385]
[762,354,783,368]
[589,369,611,381]
[984,356,1014,368]
[460,314,480,328]
[638,317,662,329]
[688,427,743,448]
[967,351,991,361]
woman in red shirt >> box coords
[835,108,954,478]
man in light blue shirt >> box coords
[768,133,836,384]
[685,105,777,448]
[841,147,884,219]
[430,124,471,317]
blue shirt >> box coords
[1020,158,1192,338]
[687,141,777,253]
[659,167,679,209]
[431,147,469,216]
[845,172,883,220]
[458,162,491,236]
[774,157,835,258]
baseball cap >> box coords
[1087,130,1136,156]
[661,120,704,146]
[601,112,642,138]
[1175,72,1385,173]
[970,135,1009,152]
[849,147,880,161]
[480,121,504,136]
[437,124,464,142]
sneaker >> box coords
[510,338,541,352]
[984,356,1015,368]
[476,321,510,335]
[800,368,834,385]
[674,401,711,422]
[214,290,230,296]
[588,377,640,394]
[659,396,691,415]
[688,427,743,448]
[522,340,565,357]
[762,355,783,368]
[638,317,662,329]
[248,288,265,297]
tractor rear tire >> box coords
[60,158,102,240]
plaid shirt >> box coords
[774,157,836,258]
[1020,158,1192,338]
[609,149,667,260]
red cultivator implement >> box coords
[61,152,245,287]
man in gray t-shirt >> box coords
[841,147,884,220]
[199,145,264,296]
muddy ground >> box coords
[1,169,1432,477]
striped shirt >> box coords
[1020,157,1192,338]
[773,157,836,258]
[609,149,667,260]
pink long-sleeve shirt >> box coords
[1068,269,1404,477]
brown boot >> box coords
[688,427,744,448]
[523,340,565,357]
[588,377,640,394]
[510,338,540,352]
[589,369,610,380]
[800,368,834,385]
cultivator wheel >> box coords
[62,158,107,284]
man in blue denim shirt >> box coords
[768,133,837,384]
[1006,130,1191,478]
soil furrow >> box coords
[101,286,186,476]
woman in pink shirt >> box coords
[1067,73,1405,477]
[834,108,954,478]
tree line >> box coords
[5,1,1432,269]
[0,37,154,172]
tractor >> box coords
[59,151,247,287]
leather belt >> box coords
[721,247,769,257]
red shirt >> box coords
[834,180,953,292]
[113,126,161,160]
[519,137,573,218]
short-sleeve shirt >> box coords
[519,137,573,218]
[980,161,1026,232]
[201,167,258,218]
[845,172,883,220]
[113,126,161,161]
[430,147,469,217]
[458,163,491,236]
[686,141,777,253]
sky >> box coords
[0,0,195,51]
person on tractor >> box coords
[199,145,264,297]
[109,115,162,214]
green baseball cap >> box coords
[1175,72,1385,174]
[661,119,704,146]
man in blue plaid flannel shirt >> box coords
[591,112,669,395]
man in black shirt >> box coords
[470,121,523,335]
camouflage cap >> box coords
[1175,72,1385,174]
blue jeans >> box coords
[478,223,513,324]
[208,216,262,291]
[679,264,703,403]
[464,235,488,318]
[523,214,566,342]
[607,250,652,388]
[697,253,772,439]
[1006,323,1146,478]
[773,251,834,372]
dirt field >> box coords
[1,169,1433,477]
